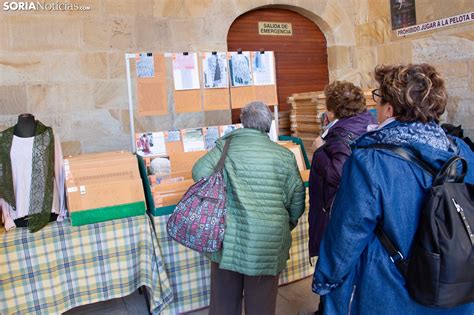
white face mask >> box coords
[321,119,339,139]
[367,117,397,132]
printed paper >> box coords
[252,51,275,85]
[136,132,166,157]
[229,52,253,87]
[204,126,220,150]
[203,52,229,88]
[218,124,242,137]
[165,130,181,142]
[136,53,155,78]
[172,53,200,90]
[182,128,205,152]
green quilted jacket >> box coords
[192,128,306,276]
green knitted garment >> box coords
[0,122,55,232]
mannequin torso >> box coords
[14,113,37,138]
[10,114,58,226]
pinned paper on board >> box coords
[182,128,205,152]
[202,52,231,111]
[219,124,242,137]
[172,53,200,90]
[203,52,229,88]
[204,126,220,150]
[229,52,253,87]
[136,132,166,157]
[136,53,168,116]
[252,51,275,85]
[165,130,181,142]
[165,130,184,155]
[136,53,155,78]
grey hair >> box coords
[240,101,272,133]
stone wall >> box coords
[353,0,474,138]
[0,0,472,154]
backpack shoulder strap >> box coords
[361,143,432,278]
[363,143,437,176]
[374,224,408,278]
[433,155,468,185]
[364,143,468,185]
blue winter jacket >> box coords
[313,120,474,314]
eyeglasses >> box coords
[371,89,384,103]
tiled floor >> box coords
[65,276,319,315]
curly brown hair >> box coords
[324,81,367,119]
[374,64,447,123]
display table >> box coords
[0,215,173,315]
[151,191,313,314]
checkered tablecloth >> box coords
[0,215,173,315]
[152,189,313,314]
[152,214,211,315]
[279,192,315,285]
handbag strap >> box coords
[214,138,232,172]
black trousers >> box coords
[209,262,280,315]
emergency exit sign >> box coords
[258,22,293,36]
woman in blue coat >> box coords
[312,63,474,314]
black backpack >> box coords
[367,144,474,308]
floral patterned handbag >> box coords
[166,139,231,253]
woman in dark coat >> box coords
[308,81,375,258]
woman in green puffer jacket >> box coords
[192,101,306,315]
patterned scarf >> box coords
[365,120,452,152]
[0,121,55,232]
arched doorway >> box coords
[227,8,329,134]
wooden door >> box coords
[227,8,329,129]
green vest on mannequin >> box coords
[11,114,58,227]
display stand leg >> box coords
[274,105,279,137]
[125,53,137,153]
